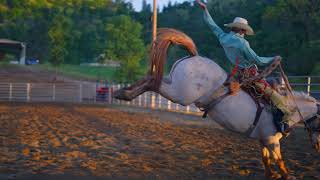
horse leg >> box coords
[260,142,281,180]
[158,79,187,105]
[272,144,296,180]
[113,76,154,101]
[265,141,296,180]
[113,75,183,104]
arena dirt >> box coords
[0,103,319,180]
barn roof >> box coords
[0,39,25,54]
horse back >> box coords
[164,56,228,105]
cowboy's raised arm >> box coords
[243,40,274,66]
[196,0,224,39]
[203,9,225,40]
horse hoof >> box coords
[265,172,282,180]
[285,175,297,180]
[113,89,132,101]
[270,173,282,180]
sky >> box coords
[127,0,189,11]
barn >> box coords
[0,39,26,64]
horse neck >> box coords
[289,94,318,125]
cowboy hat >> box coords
[224,17,254,35]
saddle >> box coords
[231,60,285,132]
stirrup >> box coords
[280,122,291,137]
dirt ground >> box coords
[0,103,319,180]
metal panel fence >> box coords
[0,76,318,114]
[0,82,201,114]
[287,76,320,99]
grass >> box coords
[39,63,117,81]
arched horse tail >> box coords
[113,28,197,101]
[149,28,198,90]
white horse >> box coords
[114,29,320,180]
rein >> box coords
[279,63,305,124]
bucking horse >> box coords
[114,28,320,180]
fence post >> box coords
[186,105,190,113]
[151,92,156,109]
[167,100,171,111]
[158,95,162,109]
[133,95,136,105]
[93,83,96,103]
[26,83,31,102]
[108,85,112,104]
[118,84,121,105]
[144,92,147,107]
[79,83,82,103]
[9,83,12,101]
[52,84,56,101]
[307,76,311,96]
[127,84,130,106]
[138,95,142,106]
[176,103,179,111]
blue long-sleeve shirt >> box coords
[203,9,274,68]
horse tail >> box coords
[149,28,198,90]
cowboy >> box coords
[196,0,296,134]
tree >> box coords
[48,15,70,79]
[312,63,320,75]
[105,15,145,82]
[0,0,130,65]
[0,0,318,80]
[262,0,320,74]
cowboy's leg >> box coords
[254,81,294,133]
[254,81,291,114]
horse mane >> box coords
[149,28,198,90]
[290,91,318,103]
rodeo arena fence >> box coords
[0,76,319,114]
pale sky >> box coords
[127,0,189,11]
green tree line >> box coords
[0,0,145,81]
[136,0,320,75]
[0,0,319,83]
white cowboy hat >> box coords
[224,17,254,35]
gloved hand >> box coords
[196,0,207,10]
[274,55,282,61]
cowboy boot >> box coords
[269,91,295,135]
